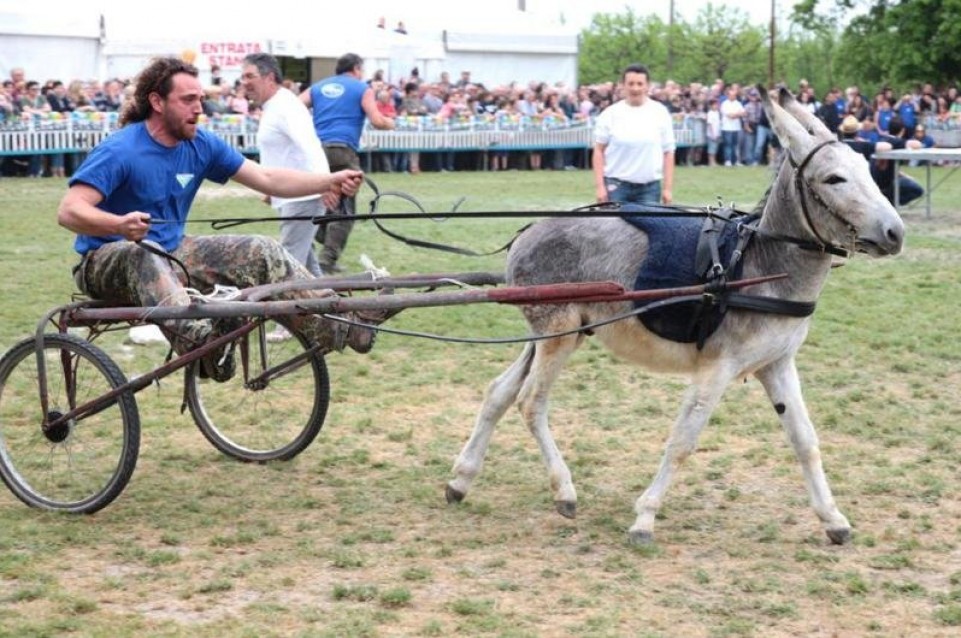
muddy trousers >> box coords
[315,144,360,271]
[75,235,342,353]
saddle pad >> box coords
[621,206,749,343]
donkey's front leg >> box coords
[755,356,851,544]
[447,344,535,505]
[629,373,731,544]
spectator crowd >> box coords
[3,62,959,178]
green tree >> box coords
[577,4,769,86]
[686,3,766,83]
[794,0,961,90]
[577,9,670,84]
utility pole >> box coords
[768,0,776,87]
[667,0,675,75]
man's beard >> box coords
[166,110,197,141]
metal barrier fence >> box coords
[7,112,961,160]
[0,112,710,158]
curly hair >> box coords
[119,57,199,126]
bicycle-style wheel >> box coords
[184,318,329,462]
[0,333,140,513]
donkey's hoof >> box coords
[554,500,577,519]
[445,484,466,504]
[628,529,655,545]
[826,527,852,545]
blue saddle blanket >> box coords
[620,206,755,343]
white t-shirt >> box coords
[257,87,330,208]
[594,98,676,184]
[720,98,745,133]
[706,109,721,140]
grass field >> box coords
[0,164,960,637]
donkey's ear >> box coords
[777,85,833,139]
[776,85,795,108]
[762,84,817,160]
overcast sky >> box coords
[531,0,784,30]
[0,0,789,32]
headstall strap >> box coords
[792,139,843,252]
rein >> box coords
[146,163,855,262]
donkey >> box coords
[445,86,905,545]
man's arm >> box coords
[592,143,608,202]
[299,87,312,109]
[661,151,675,204]
[361,87,395,130]
[231,159,363,200]
[57,183,150,241]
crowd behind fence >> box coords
[0,111,705,157]
[3,109,959,174]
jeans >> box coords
[740,131,757,165]
[884,175,924,206]
[754,125,772,164]
[605,177,661,205]
[722,130,740,164]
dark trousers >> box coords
[316,144,361,270]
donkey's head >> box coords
[759,84,904,257]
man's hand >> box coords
[595,185,610,203]
[332,169,364,197]
[119,212,151,242]
[322,190,341,211]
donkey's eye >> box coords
[824,175,846,185]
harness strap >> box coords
[724,293,816,317]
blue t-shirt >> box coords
[898,103,917,128]
[69,123,244,255]
[308,74,368,150]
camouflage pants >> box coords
[315,144,361,269]
[75,235,343,353]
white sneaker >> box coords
[266,325,293,343]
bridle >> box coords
[783,139,857,258]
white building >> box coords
[0,2,579,89]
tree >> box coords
[686,4,766,83]
[577,4,768,86]
[577,9,670,84]
[794,0,961,90]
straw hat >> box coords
[840,115,860,135]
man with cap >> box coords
[840,115,923,206]
[741,88,763,165]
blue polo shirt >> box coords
[69,123,244,255]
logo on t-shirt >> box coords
[321,83,345,99]
[176,173,194,189]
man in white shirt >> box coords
[719,85,746,166]
[592,64,676,205]
[242,53,332,277]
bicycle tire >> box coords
[0,333,140,513]
[184,317,329,462]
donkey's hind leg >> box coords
[516,330,585,519]
[446,343,535,504]
[755,356,852,544]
